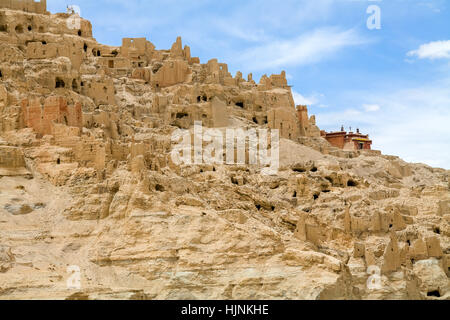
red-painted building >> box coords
[321,127,372,151]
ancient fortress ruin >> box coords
[0,1,449,300]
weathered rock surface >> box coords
[0,3,448,300]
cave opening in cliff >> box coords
[72,79,78,91]
[427,290,441,298]
[15,25,24,34]
[347,180,358,187]
[176,113,189,119]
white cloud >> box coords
[363,104,380,112]
[292,91,319,106]
[237,27,366,70]
[407,40,450,60]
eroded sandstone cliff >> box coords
[0,5,449,300]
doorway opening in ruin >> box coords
[55,78,65,88]
[108,60,114,68]
[27,25,32,32]
[15,25,24,34]
[176,113,189,119]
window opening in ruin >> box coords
[83,43,87,52]
[42,41,47,45]
[434,227,441,235]
[155,184,165,192]
[311,167,318,172]
[55,78,65,88]
[263,117,268,124]
[0,70,2,78]
[293,191,297,198]
[97,50,101,57]
[28,26,32,31]
[78,30,82,36]
[197,96,201,103]
[313,194,319,200]
[236,102,244,108]
[15,25,24,34]
[253,117,258,124]
[108,60,114,68]
[57,158,61,165]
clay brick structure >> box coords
[322,127,373,151]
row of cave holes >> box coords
[11,24,82,36]
[56,78,85,92]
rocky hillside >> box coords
[0,6,449,300]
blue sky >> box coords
[48,0,450,169]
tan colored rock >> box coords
[0,2,448,301]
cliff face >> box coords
[0,7,449,300]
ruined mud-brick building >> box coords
[0,1,448,301]
[322,127,373,151]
